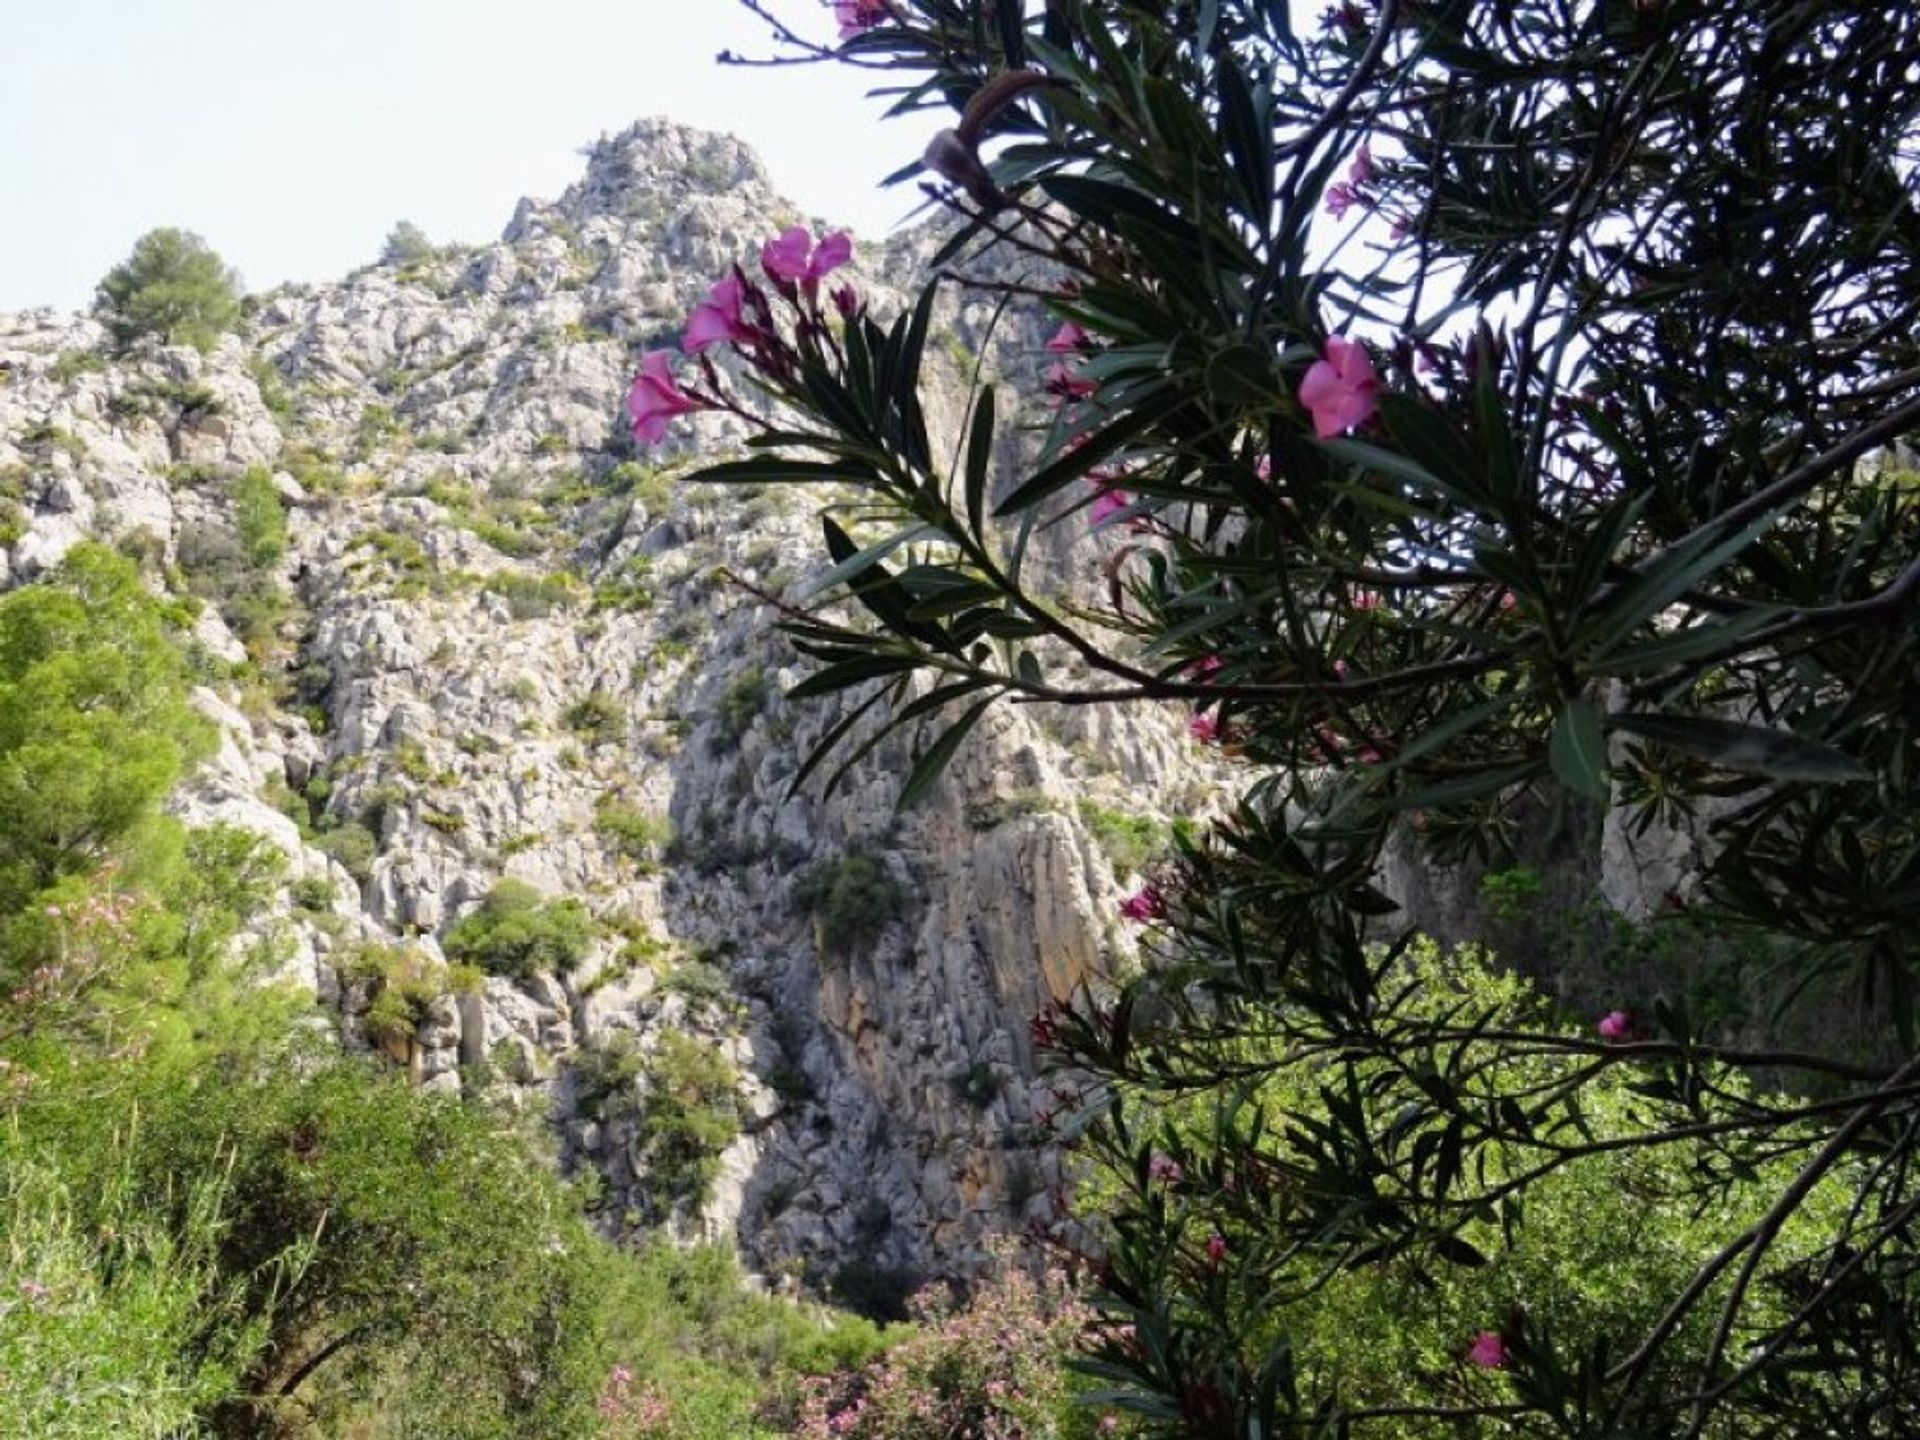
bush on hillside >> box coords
[94,228,242,353]
[442,878,593,980]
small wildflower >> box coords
[762,226,853,287]
[1299,335,1381,438]
[1148,1152,1184,1184]
[1119,884,1167,923]
[1467,1331,1508,1369]
[1045,360,1098,400]
[1088,478,1131,526]
[1597,1010,1631,1040]
[834,0,888,39]
[1045,321,1089,353]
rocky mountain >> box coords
[0,119,1209,1294]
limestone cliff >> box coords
[0,119,1207,1289]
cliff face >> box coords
[0,119,1206,1284]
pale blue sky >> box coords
[0,1,922,311]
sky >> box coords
[0,1,923,313]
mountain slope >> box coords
[0,118,1205,1290]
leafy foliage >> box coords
[700,1,1920,1433]
[791,852,905,957]
[792,1259,1118,1440]
[632,1031,742,1217]
[442,877,594,980]
[380,219,438,268]
[93,227,243,353]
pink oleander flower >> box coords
[1325,144,1376,219]
[684,271,751,353]
[1352,589,1381,611]
[1119,883,1167,923]
[1598,1010,1631,1040]
[1045,360,1098,400]
[1030,1007,1059,1049]
[1300,335,1380,438]
[1467,1331,1508,1369]
[1254,455,1273,481]
[1188,712,1220,744]
[1349,140,1376,187]
[1189,654,1223,677]
[1088,478,1131,526]
[627,350,702,446]
[1205,1232,1228,1263]
[1099,1416,1120,1435]
[1045,320,1089,353]
[1332,658,1350,679]
[762,226,853,287]
[834,0,887,39]
[1148,1152,1183,1184]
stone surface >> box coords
[0,119,1204,1283]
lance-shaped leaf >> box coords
[899,693,998,809]
[1611,713,1870,783]
[1549,699,1610,800]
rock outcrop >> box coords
[0,119,1204,1288]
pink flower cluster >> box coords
[1088,475,1131,526]
[1597,1009,1631,1040]
[790,1259,1090,1439]
[834,0,889,40]
[596,1362,672,1433]
[1299,335,1380,438]
[1118,883,1168,923]
[1467,1330,1508,1368]
[1324,140,1376,219]
[627,225,856,450]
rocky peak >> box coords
[506,117,780,244]
[0,120,1215,1295]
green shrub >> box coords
[0,1142,262,1437]
[231,466,286,570]
[792,853,905,957]
[380,220,437,268]
[570,1030,648,1119]
[442,878,593,981]
[592,555,655,612]
[607,460,674,512]
[594,797,671,864]
[0,544,209,928]
[353,943,450,1047]
[712,665,767,749]
[1074,799,1172,879]
[661,958,732,1015]
[486,571,576,620]
[93,228,242,353]
[21,421,87,460]
[48,347,106,385]
[1080,941,1860,1437]
[594,1240,889,1440]
[796,1259,1110,1437]
[563,692,624,745]
[317,822,378,883]
[288,874,334,913]
[633,1032,740,1216]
